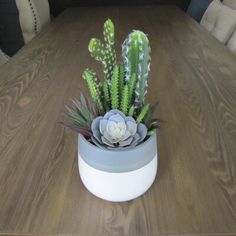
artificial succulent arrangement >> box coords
[62,19,160,150]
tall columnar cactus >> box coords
[83,69,104,113]
[88,19,116,80]
[122,30,151,109]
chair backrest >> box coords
[227,29,236,55]
[186,0,213,23]
[200,0,236,44]
[223,0,236,9]
[0,49,9,66]
[223,0,236,55]
[15,0,50,44]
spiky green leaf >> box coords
[128,105,135,117]
[111,65,119,109]
[136,104,150,123]
[147,129,156,136]
[119,64,124,96]
[128,73,137,103]
[82,69,104,113]
[121,85,129,115]
[103,80,110,105]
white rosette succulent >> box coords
[91,109,147,150]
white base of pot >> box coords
[78,154,158,202]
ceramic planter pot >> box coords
[78,133,158,202]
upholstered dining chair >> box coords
[15,0,51,44]
[200,0,236,55]
[0,49,9,66]
[223,0,236,9]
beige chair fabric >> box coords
[0,49,9,66]
[201,0,236,43]
[227,30,236,54]
[223,0,236,9]
[15,0,50,44]
[201,0,221,32]
[212,3,236,43]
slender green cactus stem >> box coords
[103,81,110,105]
[82,69,104,113]
[119,64,124,100]
[147,129,156,136]
[128,105,135,117]
[102,80,111,111]
[121,85,129,115]
[128,73,137,103]
[102,98,110,112]
[111,65,119,109]
[136,104,150,123]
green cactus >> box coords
[104,19,115,45]
[119,64,124,100]
[88,19,116,81]
[102,97,110,112]
[136,104,150,123]
[128,73,137,103]
[102,80,111,111]
[82,69,104,113]
[111,65,120,109]
[103,80,110,106]
[128,105,135,117]
[122,30,151,108]
[88,39,104,61]
[147,129,156,136]
[121,85,129,115]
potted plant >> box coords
[61,19,160,202]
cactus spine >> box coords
[122,30,151,109]
[88,19,116,80]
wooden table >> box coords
[0,6,236,236]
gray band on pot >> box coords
[78,133,157,173]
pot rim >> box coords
[79,131,156,153]
[78,132,157,172]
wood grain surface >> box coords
[0,6,236,236]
